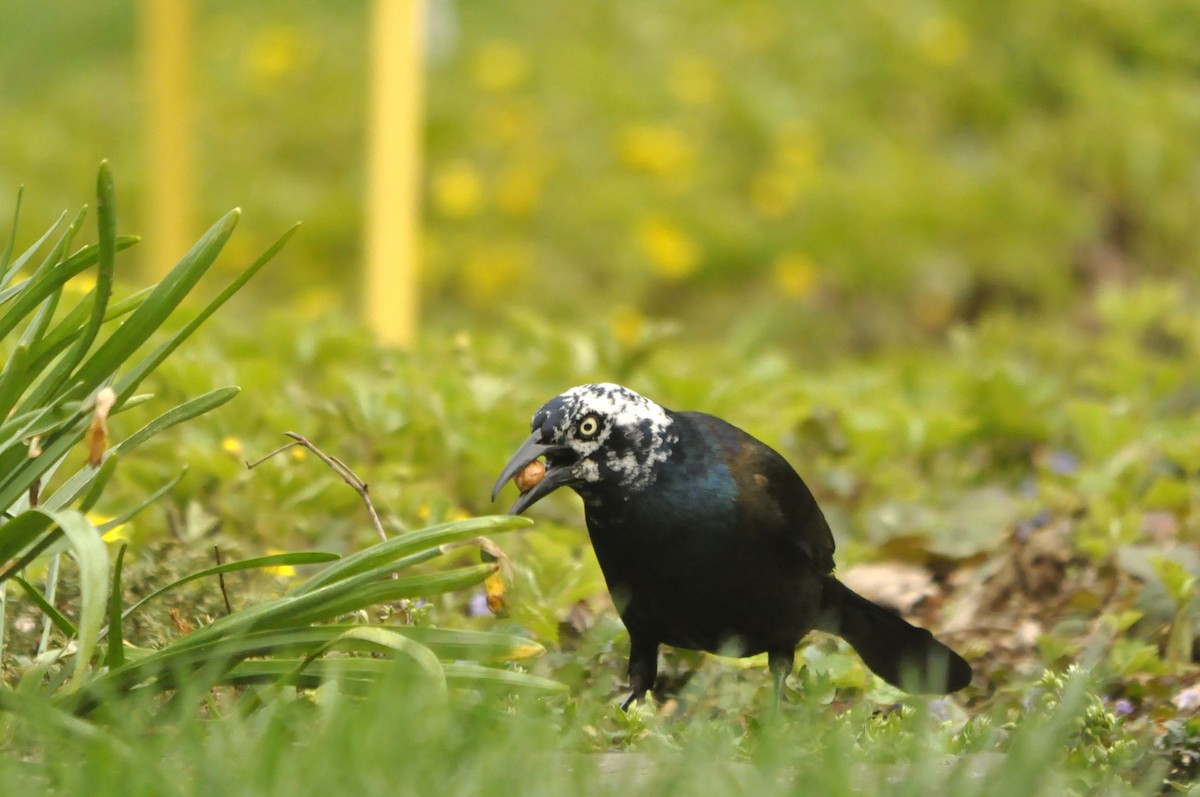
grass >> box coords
[5,281,1198,794]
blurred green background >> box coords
[5,0,1200,349]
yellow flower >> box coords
[749,172,799,218]
[611,306,646,348]
[774,120,823,171]
[471,40,529,93]
[264,547,296,578]
[770,253,818,299]
[617,124,695,177]
[481,103,534,142]
[290,446,307,463]
[495,167,541,216]
[221,437,244,458]
[919,16,970,65]
[65,272,97,294]
[667,58,717,106]
[417,503,432,522]
[448,508,472,522]
[91,512,131,544]
[460,242,531,305]
[247,25,308,83]
[636,219,700,281]
[431,161,484,218]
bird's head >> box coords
[491,383,678,514]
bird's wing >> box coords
[682,412,837,574]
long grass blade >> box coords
[105,544,128,668]
[72,210,240,398]
[293,514,532,595]
[112,223,298,403]
[50,510,109,691]
[12,575,77,639]
[0,185,23,283]
[113,551,339,629]
[0,208,63,295]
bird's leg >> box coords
[621,634,659,711]
[767,648,795,713]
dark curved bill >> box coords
[491,432,575,515]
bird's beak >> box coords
[491,432,575,515]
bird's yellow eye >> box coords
[577,415,601,439]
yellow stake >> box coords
[365,0,426,347]
[139,0,196,278]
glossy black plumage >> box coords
[492,384,971,707]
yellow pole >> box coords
[365,0,426,347]
[139,0,195,278]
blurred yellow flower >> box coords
[290,446,307,462]
[667,58,718,106]
[65,272,97,294]
[221,437,244,458]
[471,40,529,93]
[91,512,130,544]
[417,503,432,522]
[749,172,799,218]
[448,508,472,522]
[495,167,541,216]
[611,306,646,348]
[247,25,308,83]
[637,219,699,281]
[774,120,824,171]
[432,161,484,218]
[481,103,535,142]
[617,124,695,177]
[460,242,531,305]
[919,16,971,65]
[264,547,296,578]
[770,253,818,299]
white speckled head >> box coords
[531,383,677,491]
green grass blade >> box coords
[0,208,64,295]
[50,509,108,691]
[0,511,55,575]
[12,575,77,638]
[44,386,233,511]
[77,456,119,513]
[275,627,446,698]
[277,564,497,628]
[114,386,240,456]
[27,286,152,372]
[111,223,298,403]
[30,165,119,409]
[442,663,568,695]
[0,236,137,348]
[0,342,33,419]
[70,209,240,396]
[114,551,339,628]
[223,659,567,695]
[0,185,23,283]
[293,515,532,595]
[105,544,128,668]
[39,388,237,513]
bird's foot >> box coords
[620,689,648,712]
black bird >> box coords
[492,384,971,708]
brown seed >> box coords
[515,459,546,494]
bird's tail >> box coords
[817,576,971,694]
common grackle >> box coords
[492,383,971,708]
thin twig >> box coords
[247,432,389,544]
[214,545,232,615]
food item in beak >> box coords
[515,459,546,494]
